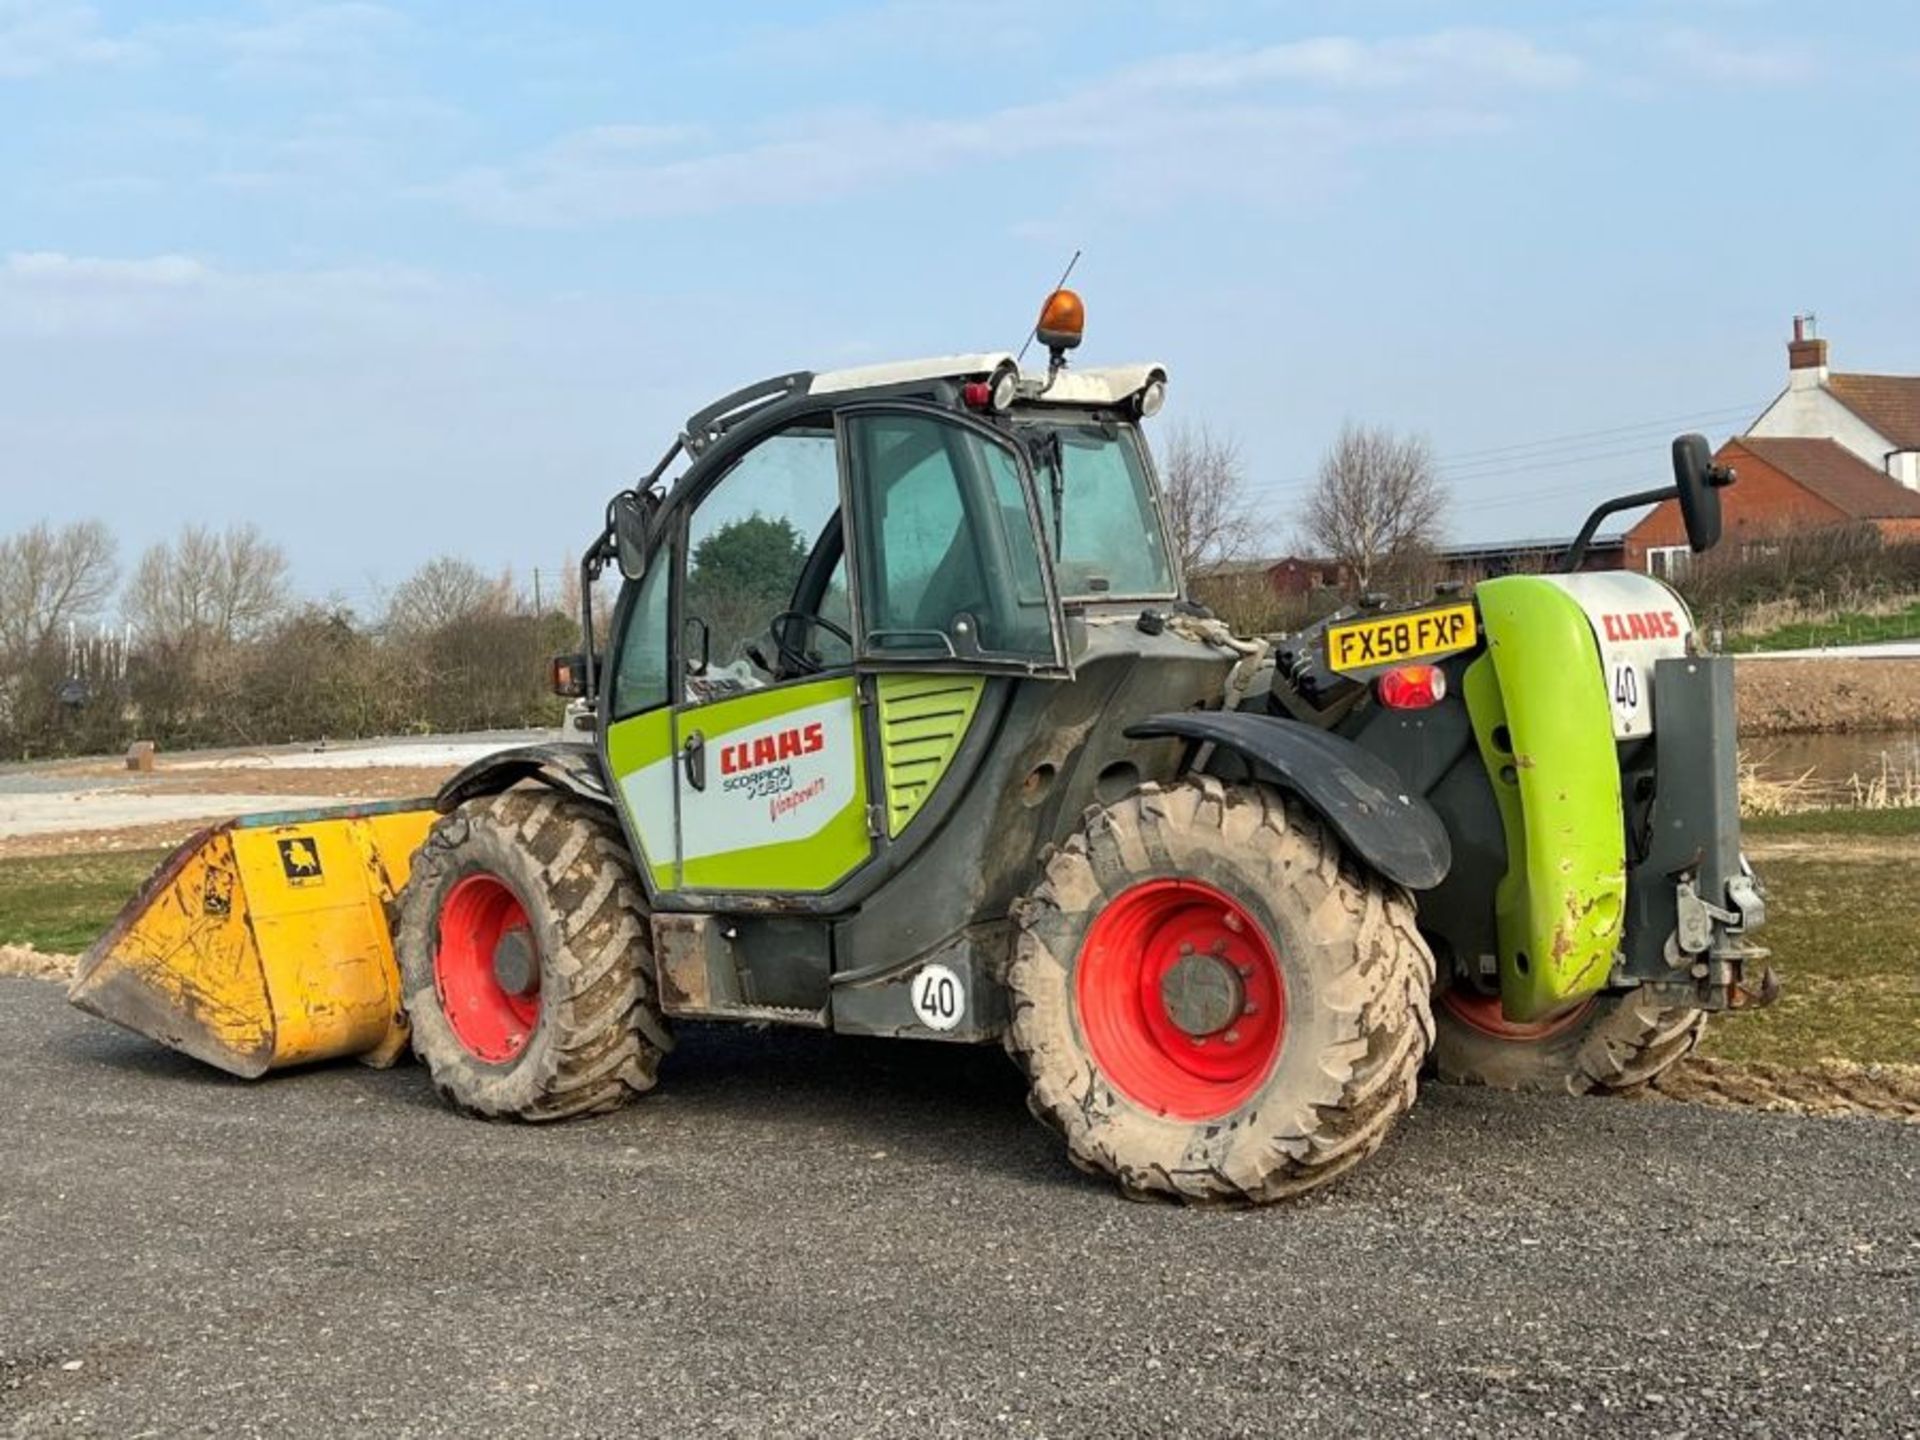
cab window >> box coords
[845,410,1060,665]
[610,559,670,719]
[681,422,851,697]
[1028,421,1177,598]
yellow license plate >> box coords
[1326,604,1478,673]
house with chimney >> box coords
[1624,318,1920,576]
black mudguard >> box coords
[1126,712,1451,891]
[436,742,612,814]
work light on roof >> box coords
[961,362,1020,413]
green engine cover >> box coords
[1463,576,1628,1022]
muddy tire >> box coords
[1006,778,1435,1204]
[1431,985,1705,1095]
[396,789,669,1120]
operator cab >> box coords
[591,290,1180,707]
[567,291,1192,902]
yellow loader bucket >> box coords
[69,801,438,1078]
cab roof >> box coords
[808,352,1167,408]
[677,354,1167,459]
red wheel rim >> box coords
[1074,879,1287,1121]
[1439,988,1593,1041]
[433,874,541,1063]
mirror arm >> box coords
[640,438,683,490]
[578,519,615,701]
[1562,484,1676,573]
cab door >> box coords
[600,403,1066,901]
[663,418,871,895]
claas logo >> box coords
[719,721,825,776]
[277,836,324,886]
[1600,610,1682,643]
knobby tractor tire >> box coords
[396,789,670,1121]
[1431,986,1706,1095]
[1006,778,1436,1205]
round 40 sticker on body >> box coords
[910,963,966,1032]
[1611,660,1642,727]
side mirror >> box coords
[610,491,652,581]
[1672,433,1735,555]
[549,653,588,699]
[1563,432,1737,573]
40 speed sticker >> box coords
[910,963,966,1032]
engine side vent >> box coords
[875,674,984,837]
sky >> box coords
[5,0,1919,611]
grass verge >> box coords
[1745,807,1920,838]
[1,828,1914,1070]
[1726,599,1920,653]
[1696,847,1920,1067]
[0,849,170,954]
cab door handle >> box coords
[682,730,707,791]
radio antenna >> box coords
[1016,248,1081,365]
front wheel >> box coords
[1431,984,1706,1094]
[396,790,670,1120]
[1006,778,1435,1204]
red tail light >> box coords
[1377,664,1446,709]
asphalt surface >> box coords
[3,980,1916,1439]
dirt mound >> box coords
[1647,1056,1920,1122]
[0,945,77,982]
[1736,657,1920,735]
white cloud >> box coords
[1659,27,1816,83]
[0,0,144,78]
[0,250,446,340]
[732,0,1068,67]
[1098,29,1582,96]
[430,27,1580,228]
[6,251,209,286]
[216,1,406,73]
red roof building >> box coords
[1624,320,1920,576]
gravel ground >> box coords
[3,981,1917,1439]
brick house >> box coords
[1200,555,1350,597]
[1625,320,1920,575]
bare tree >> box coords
[125,523,290,647]
[0,519,119,664]
[1158,422,1258,574]
[1301,422,1447,595]
[384,556,509,637]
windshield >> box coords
[1023,420,1177,599]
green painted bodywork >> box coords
[602,706,677,891]
[874,674,985,836]
[606,675,873,895]
[1464,576,1627,1022]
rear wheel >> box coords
[1431,984,1705,1094]
[396,789,669,1120]
[1007,778,1435,1204]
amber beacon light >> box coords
[1035,287,1085,355]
